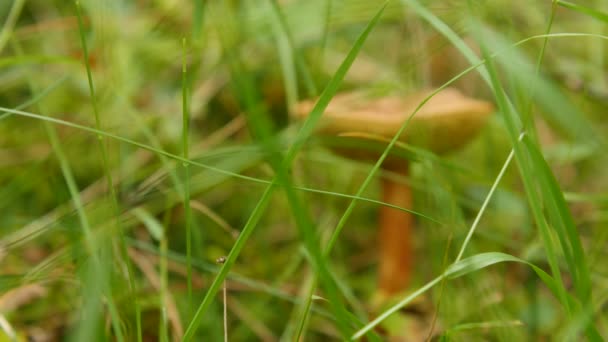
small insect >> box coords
[216,256,227,264]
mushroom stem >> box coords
[378,168,413,296]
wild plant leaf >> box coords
[131,208,164,242]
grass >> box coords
[1,0,607,341]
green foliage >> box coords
[1,0,607,341]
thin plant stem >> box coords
[224,281,228,342]
[159,196,172,342]
[522,0,558,145]
[0,0,26,54]
[216,256,228,342]
[223,278,228,342]
[455,144,517,262]
[74,2,140,340]
[426,233,452,342]
[182,37,193,317]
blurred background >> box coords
[1,0,607,341]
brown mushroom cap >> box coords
[294,87,494,156]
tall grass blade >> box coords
[0,0,25,54]
[74,1,140,339]
[267,0,318,97]
[182,37,193,317]
[557,0,608,23]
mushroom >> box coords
[294,87,493,298]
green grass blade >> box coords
[181,37,193,317]
[519,0,557,145]
[352,275,444,340]
[74,1,140,339]
[192,0,206,42]
[267,0,318,97]
[0,75,68,121]
[0,55,76,69]
[0,0,25,54]
[557,0,608,23]
[181,185,275,341]
[269,3,298,115]
[521,134,591,301]
[132,208,163,241]
[455,147,516,261]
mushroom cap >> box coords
[294,87,494,156]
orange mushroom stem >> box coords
[378,167,413,296]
